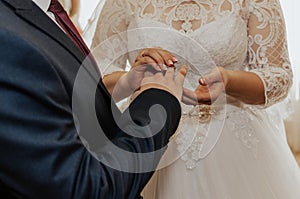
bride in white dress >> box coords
[89,0,300,198]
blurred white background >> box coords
[279,0,300,153]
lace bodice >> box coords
[90,0,292,169]
[91,0,292,108]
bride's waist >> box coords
[181,97,244,121]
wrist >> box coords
[121,72,137,92]
[140,84,180,101]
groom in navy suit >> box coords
[0,0,185,198]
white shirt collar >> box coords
[32,0,51,13]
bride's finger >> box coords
[134,56,162,71]
[156,49,177,67]
[182,95,198,105]
[196,93,212,103]
[175,66,188,86]
[139,50,166,69]
[139,48,177,69]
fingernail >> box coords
[162,64,167,70]
[156,65,162,71]
[172,57,178,62]
[168,60,174,65]
[199,78,206,85]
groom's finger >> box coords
[144,70,154,77]
[208,83,224,102]
[182,87,198,105]
[182,87,197,100]
[156,49,177,67]
[164,67,175,79]
[201,68,221,85]
[182,95,198,105]
[175,66,188,85]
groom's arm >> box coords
[73,64,182,198]
[93,87,182,199]
[0,30,181,199]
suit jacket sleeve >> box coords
[0,26,181,199]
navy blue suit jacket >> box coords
[0,0,181,198]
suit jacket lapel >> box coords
[3,0,105,96]
[3,0,86,64]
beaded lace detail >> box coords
[227,108,260,158]
[91,0,292,169]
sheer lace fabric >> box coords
[91,0,292,107]
[91,0,300,198]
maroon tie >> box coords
[48,0,90,57]
[48,0,101,74]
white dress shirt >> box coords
[32,0,50,14]
[32,0,66,31]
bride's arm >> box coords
[90,0,131,92]
[195,0,292,106]
[226,0,292,106]
[90,0,177,100]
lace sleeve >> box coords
[247,0,292,107]
[90,0,130,74]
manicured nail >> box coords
[199,78,206,85]
[172,57,178,62]
[168,60,174,65]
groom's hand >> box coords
[137,66,188,101]
[109,48,178,102]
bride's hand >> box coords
[132,47,178,72]
[182,67,227,105]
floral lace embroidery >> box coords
[175,108,260,170]
[227,109,260,158]
[92,0,291,107]
[177,132,207,169]
[175,4,202,33]
[90,0,291,169]
[247,0,292,107]
[175,117,209,169]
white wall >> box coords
[280,0,300,99]
[279,0,300,152]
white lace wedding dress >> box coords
[89,0,300,198]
